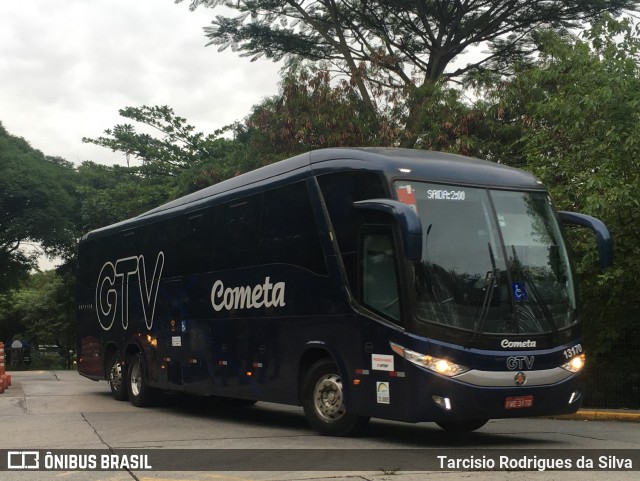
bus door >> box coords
[355,218,412,419]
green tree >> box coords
[0,123,78,290]
[238,68,481,157]
[238,69,387,161]
[178,0,638,146]
[0,289,19,342]
[82,105,242,193]
[14,270,75,350]
[75,161,177,232]
[0,270,75,352]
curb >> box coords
[548,409,640,422]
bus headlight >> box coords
[561,353,586,373]
[390,342,469,377]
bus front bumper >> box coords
[408,369,583,422]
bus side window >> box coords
[142,218,178,279]
[317,171,387,292]
[261,182,327,275]
[178,210,214,276]
[214,194,262,270]
[78,240,96,287]
[361,230,401,323]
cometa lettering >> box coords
[211,277,286,312]
[501,339,537,348]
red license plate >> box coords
[505,395,534,409]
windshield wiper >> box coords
[473,243,498,338]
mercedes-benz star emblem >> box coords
[514,371,527,386]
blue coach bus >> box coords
[77,148,612,435]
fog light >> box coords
[568,390,582,404]
[432,395,452,411]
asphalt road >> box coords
[0,370,638,481]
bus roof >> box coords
[83,148,543,239]
[309,147,542,189]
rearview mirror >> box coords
[558,211,613,268]
[354,199,423,262]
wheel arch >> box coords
[125,341,142,360]
[297,344,348,405]
[102,342,121,379]
[124,342,149,372]
[124,338,155,385]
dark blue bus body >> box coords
[77,148,610,435]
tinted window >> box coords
[177,210,214,276]
[138,219,178,279]
[85,182,326,281]
[262,182,326,274]
[214,194,262,270]
[362,231,401,321]
[317,171,387,290]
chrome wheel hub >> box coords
[130,361,141,397]
[109,361,122,391]
[313,374,346,422]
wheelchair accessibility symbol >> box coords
[512,282,527,301]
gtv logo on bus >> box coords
[96,252,164,331]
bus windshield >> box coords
[394,181,576,335]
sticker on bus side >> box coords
[377,382,390,404]
[396,185,418,213]
[372,354,394,371]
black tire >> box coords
[302,359,369,436]
[435,419,489,433]
[106,351,128,401]
[127,352,156,407]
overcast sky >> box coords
[0,0,282,166]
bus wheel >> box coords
[107,352,128,401]
[127,352,155,407]
[435,419,488,433]
[302,359,369,436]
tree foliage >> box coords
[75,161,176,232]
[82,105,244,194]
[0,123,78,290]
[239,69,388,160]
[237,68,487,160]
[177,0,639,145]
[473,16,640,406]
[0,270,75,352]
